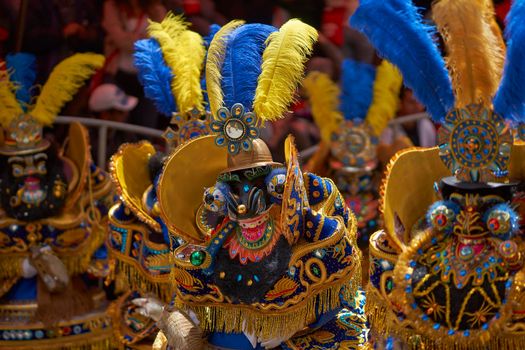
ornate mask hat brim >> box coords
[158,135,229,244]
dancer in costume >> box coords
[352,0,525,348]
[106,15,216,348]
[0,53,114,349]
[134,18,369,350]
[304,59,402,249]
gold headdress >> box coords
[304,59,402,171]
[0,53,103,155]
[158,19,317,242]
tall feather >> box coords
[350,0,454,123]
[303,71,343,143]
[202,24,222,107]
[339,59,376,122]
[365,60,403,136]
[6,53,36,111]
[204,24,221,48]
[0,67,23,126]
[221,24,276,110]
[253,19,318,122]
[31,53,104,125]
[493,0,525,122]
[206,20,245,118]
[433,0,504,108]
[148,15,206,114]
[134,38,177,116]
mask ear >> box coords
[203,182,229,214]
[484,203,519,240]
[426,200,461,234]
[264,167,287,204]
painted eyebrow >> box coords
[8,157,24,164]
[34,153,48,161]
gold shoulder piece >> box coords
[110,141,160,232]
[281,135,309,244]
[158,135,228,243]
[380,147,449,249]
[63,122,90,210]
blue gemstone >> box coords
[495,312,500,319]
[411,303,418,309]
[463,330,470,337]
[482,324,488,330]
[406,286,412,293]
[243,184,250,193]
[476,267,482,273]
[444,258,449,263]
[489,256,496,263]
[405,274,411,280]
[422,315,429,321]
[483,262,490,268]
[237,274,243,282]
[436,252,441,258]
[410,261,417,268]
[433,323,441,330]
[254,275,260,282]
[448,330,455,335]
[506,280,512,289]
[431,238,437,244]
[458,283,463,288]
[460,270,467,276]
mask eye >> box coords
[12,165,24,177]
[485,203,519,239]
[203,182,229,213]
[427,200,460,233]
[265,168,287,204]
[36,162,47,174]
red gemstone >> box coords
[489,218,500,231]
[435,214,447,227]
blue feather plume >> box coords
[340,59,376,121]
[6,53,36,112]
[134,38,177,116]
[221,24,276,109]
[493,0,525,122]
[350,0,454,123]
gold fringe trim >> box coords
[178,271,360,340]
[366,285,525,350]
[112,258,173,302]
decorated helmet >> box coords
[352,0,525,347]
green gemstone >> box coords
[386,277,394,292]
[312,264,321,277]
[190,251,205,266]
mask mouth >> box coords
[226,186,267,220]
[24,176,41,190]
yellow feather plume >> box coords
[205,20,245,119]
[148,14,206,114]
[0,66,23,126]
[433,0,505,107]
[365,60,403,136]
[302,71,343,143]
[31,53,104,125]
[253,19,318,122]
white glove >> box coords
[132,297,165,322]
[21,258,37,278]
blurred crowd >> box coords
[0,0,513,162]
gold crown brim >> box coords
[381,144,525,250]
[109,140,161,232]
[158,135,228,244]
[0,139,50,156]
